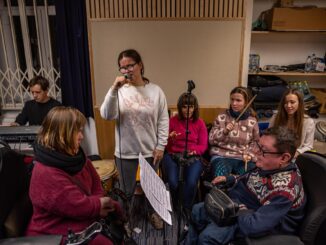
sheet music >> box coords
[139,153,172,225]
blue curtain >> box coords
[55,0,94,117]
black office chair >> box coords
[0,142,62,244]
[0,142,32,238]
[245,152,326,245]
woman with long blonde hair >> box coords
[269,88,315,159]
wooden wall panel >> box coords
[200,107,225,124]
[94,106,116,159]
[87,0,245,19]
[88,0,247,158]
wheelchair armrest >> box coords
[0,235,62,245]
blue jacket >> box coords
[228,163,306,237]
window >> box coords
[0,0,61,109]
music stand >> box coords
[177,80,195,244]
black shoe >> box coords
[184,208,191,223]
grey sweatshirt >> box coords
[100,82,169,159]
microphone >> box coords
[124,74,132,80]
[114,74,130,90]
[187,80,195,93]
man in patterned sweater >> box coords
[185,127,306,244]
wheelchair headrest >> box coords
[296,152,326,243]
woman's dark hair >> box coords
[118,49,149,83]
[230,86,256,117]
[177,93,199,121]
[274,89,304,143]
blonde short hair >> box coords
[37,106,86,155]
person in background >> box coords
[209,87,259,185]
[100,49,169,229]
[269,88,315,159]
[26,107,123,244]
[162,93,208,212]
[11,76,61,126]
[186,127,306,244]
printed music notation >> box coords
[139,153,172,225]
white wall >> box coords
[91,20,243,107]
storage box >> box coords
[264,7,326,31]
[311,88,326,114]
[275,0,294,8]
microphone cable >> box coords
[116,80,137,227]
[117,74,139,201]
[116,90,127,196]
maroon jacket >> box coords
[26,159,115,244]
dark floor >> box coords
[114,188,188,245]
[130,210,186,245]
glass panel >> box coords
[27,15,40,71]
[1,0,60,108]
[29,0,55,6]
[49,15,58,71]
[8,0,18,7]
[13,16,26,71]
[6,0,55,7]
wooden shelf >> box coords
[252,30,326,34]
[249,71,326,76]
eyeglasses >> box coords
[255,141,285,157]
[119,63,137,73]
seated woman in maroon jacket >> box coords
[162,93,208,212]
[26,106,123,245]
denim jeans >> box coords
[211,157,255,177]
[162,153,203,209]
[185,202,237,245]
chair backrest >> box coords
[296,152,326,245]
[0,145,32,238]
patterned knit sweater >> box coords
[228,163,306,237]
[209,110,260,160]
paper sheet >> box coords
[139,153,172,225]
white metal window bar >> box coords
[0,0,61,110]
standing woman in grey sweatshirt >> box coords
[100,49,169,200]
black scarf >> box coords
[33,143,86,175]
[228,108,250,121]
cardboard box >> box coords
[311,88,326,114]
[264,7,326,31]
[275,0,294,8]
